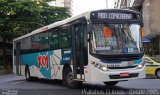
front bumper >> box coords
[88,65,146,82]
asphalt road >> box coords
[0,74,160,95]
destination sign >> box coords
[90,10,140,22]
[98,12,132,20]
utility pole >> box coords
[106,0,108,9]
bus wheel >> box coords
[104,81,118,87]
[63,67,82,88]
[25,66,31,81]
[155,69,160,78]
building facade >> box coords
[50,0,72,13]
[114,0,143,11]
[0,36,12,66]
[142,0,160,56]
[114,0,160,57]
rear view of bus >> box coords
[86,9,145,86]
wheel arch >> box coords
[62,64,72,79]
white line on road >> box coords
[11,81,24,85]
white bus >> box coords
[13,9,145,88]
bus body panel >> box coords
[84,54,146,82]
[19,49,72,80]
[83,44,145,82]
[89,65,145,82]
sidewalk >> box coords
[0,68,12,76]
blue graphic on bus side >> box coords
[21,51,52,79]
[61,48,72,65]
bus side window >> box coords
[21,37,31,54]
[59,28,71,48]
[68,27,72,47]
[39,32,49,50]
[49,30,59,50]
[31,34,40,50]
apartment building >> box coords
[0,36,12,66]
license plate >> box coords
[120,72,129,77]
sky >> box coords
[72,0,115,16]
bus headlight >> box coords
[102,66,108,71]
[137,61,145,69]
[94,63,108,71]
[137,64,143,69]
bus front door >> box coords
[72,22,85,80]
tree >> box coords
[0,0,71,68]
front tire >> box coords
[104,81,118,87]
[155,69,160,78]
[63,67,82,88]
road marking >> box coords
[11,81,24,85]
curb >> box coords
[0,69,12,76]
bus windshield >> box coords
[90,23,143,55]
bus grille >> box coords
[107,66,137,69]
[109,73,139,79]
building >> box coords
[114,0,143,11]
[0,36,12,67]
[114,0,160,57]
[49,0,72,13]
[143,0,160,56]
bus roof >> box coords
[13,9,139,42]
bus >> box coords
[13,9,145,88]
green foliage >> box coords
[0,0,71,38]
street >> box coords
[0,74,160,95]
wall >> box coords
[150,0,160,33]
[143,0,160,56]
[142,0,151,37]
[143,0,160,37]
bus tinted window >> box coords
[31,34,40,50]
[59,29,68,48]
[21,37,31,50]
[68,27,72,47]
[39,32,49,50]
[49,30,59,49]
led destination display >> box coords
[97,12,132,20]
[90,10,140,22]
